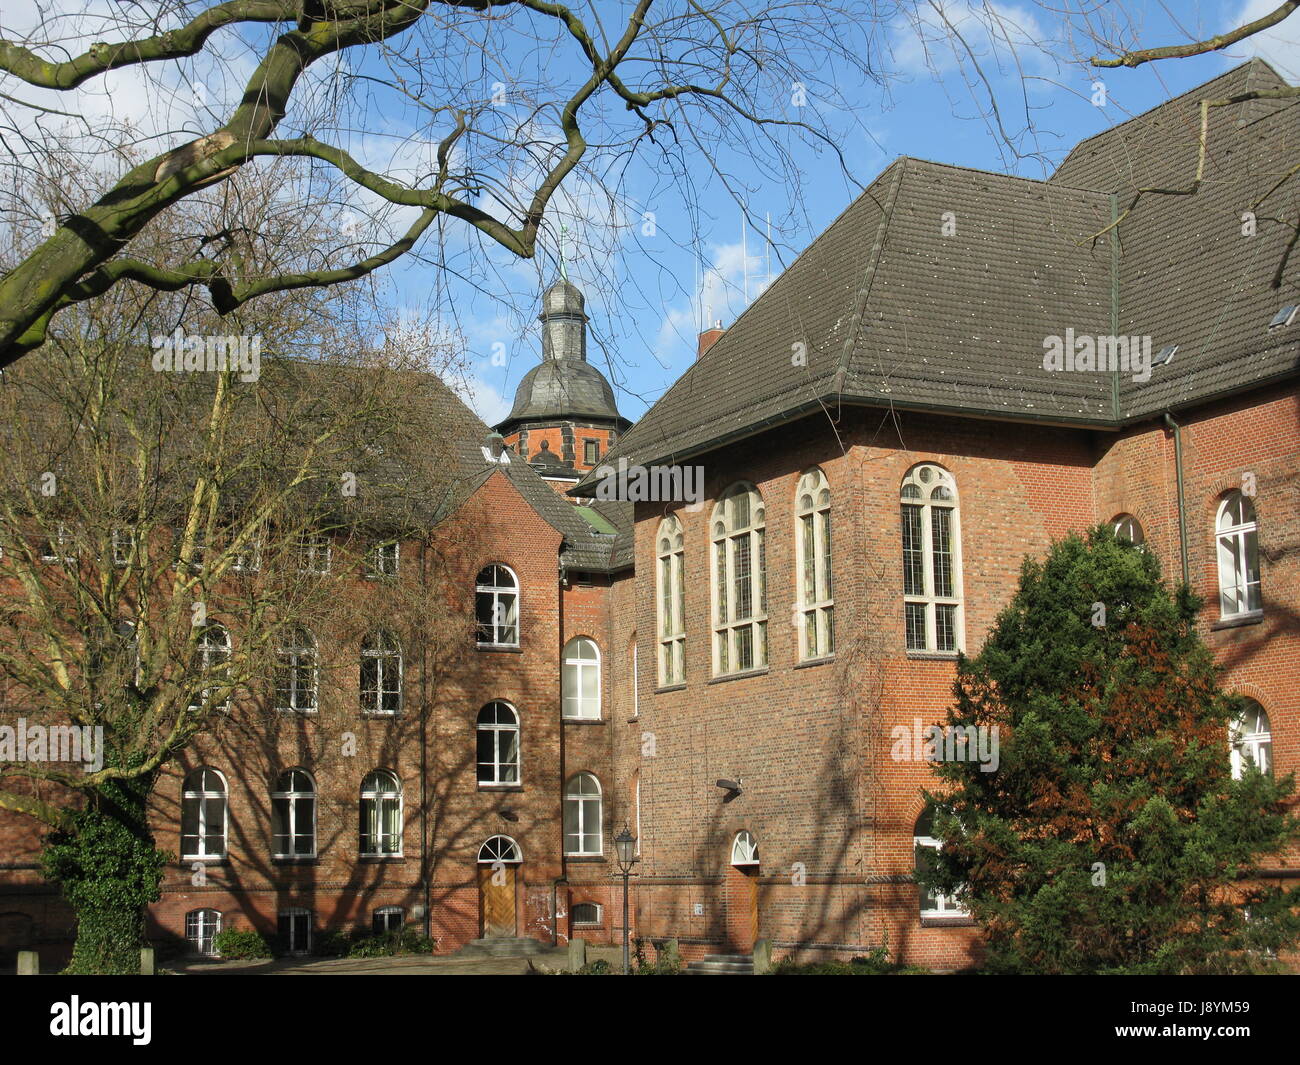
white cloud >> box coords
[652,238,772,364]
[891,0,1057,77]
[461,372,513,426]
[1227,1,1300,81]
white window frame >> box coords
[571,901,603,927]
[655,516,685,686]
[40,522,76,564]
[191,624,232,712]
[365,540,400,578]
[186,909,221,956]
[360,769,403,857]
[272,768,317,859]
[795,468,834,660]
[477,834,523,863]
[298,531,331,575]
[275,627,318,713]
[373,906,405,935]
[900,464,964,653]
[110,526,134,567]
[278,907,312,955]
[914,807,968,918]
[1216,492,1261,618]
[1111,513,1145,549]
[476,701,521,785]
[231,532,263,574]
[360,629,402,715]
[475,564,519,647]
[1230,700,1273,780]
[731,830,759,866]
[181,767,228,860]
[562,637,602,720]
[563,773,603,856]
[710,484,767,675]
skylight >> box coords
[1268,305,1297,328]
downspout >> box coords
[1163,413,1190,587]
[419,538,432,942]
[551,876,568,948]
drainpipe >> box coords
[1163,413,1190,587]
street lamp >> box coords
[613,823,638,974]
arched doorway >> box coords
[477,835,522,938]
[726,831,760,952]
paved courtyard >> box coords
[171,944,623,975]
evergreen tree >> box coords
[923,525,1300,974]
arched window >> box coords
[186,909,221,956]
[191,624,231,712]
[477,835,523,863]
[563,773,603,856]
[275,627,318,713]
[795,468,834,660]
[476,701,520,785]
[655,516,685,685]
[360,770,402,856]
[373,906,404,935]
[271,769,316,858]
[181,768,227,859]
[711,483,767,674]
[476,564,519,647]
[913,805,967,917]
[360,630,402,715]
[1217,492,1261,617]
[562,637,601,720]
[1230,699,1273,779]
[731,830,759,866]
[901,464,963,652]
[1111,513,1145,548]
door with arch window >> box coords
[477,836,522,938]
[726,831,760,952]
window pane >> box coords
[902,505,924,595]
[931,507,953,598]
[905,603,927,651]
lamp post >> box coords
[613,823,638,974]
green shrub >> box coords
[344,929,435,957]
[769,950,928,975]
[211,929,272,960]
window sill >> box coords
[272,856,319,865]
[476,644,522,654]
[906,650,961,661]
[359,855,406,863]
[794,655,835,670]
[276,708,319,715]
[478,783,524,792]
[1212,611,1264,631]
[920,914,975,928]
[707,667,769,686]
[564,855,607,863]
[654,683,687,694]
[181,857,229,865]
[562,717,605,725]
[360,711,402,719]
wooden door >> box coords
[479,864,517,938]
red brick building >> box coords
[1,60,1297,972]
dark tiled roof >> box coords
[574,60,1300,491]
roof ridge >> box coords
[1052,58,1288,177]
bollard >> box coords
[568,936,587,972]
[17,950,38,975]
[752,938,772,975]
[140,947,156,976]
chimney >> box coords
[697,320,725,359]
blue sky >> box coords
[416,0,1300,431]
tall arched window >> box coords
[1217,492,1261,618]
[1230,699,1273,779]
[795,468,834,660]
[360,770,402,856]
[901,464,963,652]
[913,805,967,917]
[360,630,402,715]
[181,768,227,859]
[655,516,685,685]
[271,769,316,858]
[563,773,603,856]
[1111,513,1145,548]
[275,627,318,712]
[711,483,767,675]
[186,909,221,955]
[562,637,601,720]
[476,564,519,647]
[191,624,231,711]
[477,701,520,785]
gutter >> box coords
[1163,412,1191,587]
